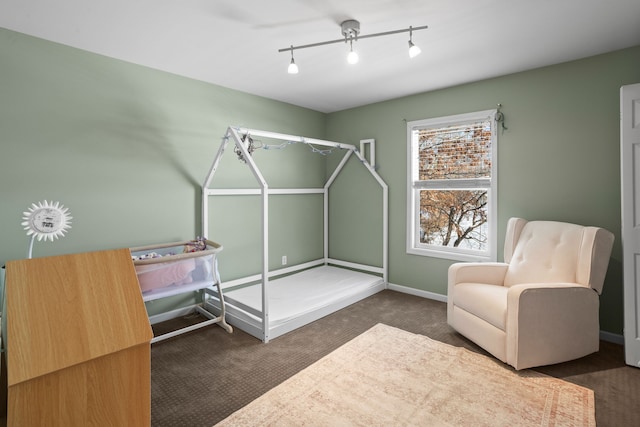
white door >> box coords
[621,83,640,368]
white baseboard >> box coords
[599,330,624,345]
[148,284,625,345]
[387,282,447,303]
[387,282,624,345]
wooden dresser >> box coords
[4,249,153,426]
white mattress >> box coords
[223,265,384,329]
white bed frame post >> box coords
[351,147,388,284]
[226,127,271,343]
[324,150,352,260]
[202,126,389,342]
[202,130,230,239]
[201,127,271,342]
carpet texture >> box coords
[214,323,595,427]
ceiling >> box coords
[2,0,640,113]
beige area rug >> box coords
[215,324,595,426]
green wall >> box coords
[326,45,640,335]
[2,26,638,335]
[0,29,326,314]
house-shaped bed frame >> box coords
[202,126,388,342]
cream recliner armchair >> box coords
[447,217,614,370]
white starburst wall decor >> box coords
[22,200,72,258]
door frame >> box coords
[621,82,640,368]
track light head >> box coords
[347,50,359,65]
[287,47,299,74]
[288,58,299,74]
[347,39,359,64]
[408,26,421,58]
[408,40,421,58]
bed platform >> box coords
[207,264,385,341]
[202,127,388,342]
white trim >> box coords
[620,83,640,366]
[387,282,447,302]
[150,285,624,345]
[406,245,492,263]
[406,109,498,262]
[388,283,624,345]
[600,330,624,345]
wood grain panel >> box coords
[5,249,152,386]
[5,249,152,425]
[8,345,150,426]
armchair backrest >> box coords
[503,218,614,294]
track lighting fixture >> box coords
[287,46,299,74]
[347,39,359,65]
[343,20,360,65]
[408,26,422,58]
[279,20,427,74]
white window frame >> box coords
[406,109,498,262]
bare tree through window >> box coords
[419,189,487,249]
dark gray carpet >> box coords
[151,290,639,427]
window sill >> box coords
[406,247,495,263]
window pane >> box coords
[416,120,492,180]
[419,189,488,251]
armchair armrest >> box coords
[448,262,509,287]
[447,263,510,326]
[505,283,600,370]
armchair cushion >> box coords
[451,283,508,331]
[504,221,583,287]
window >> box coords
[407,109,497,262]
